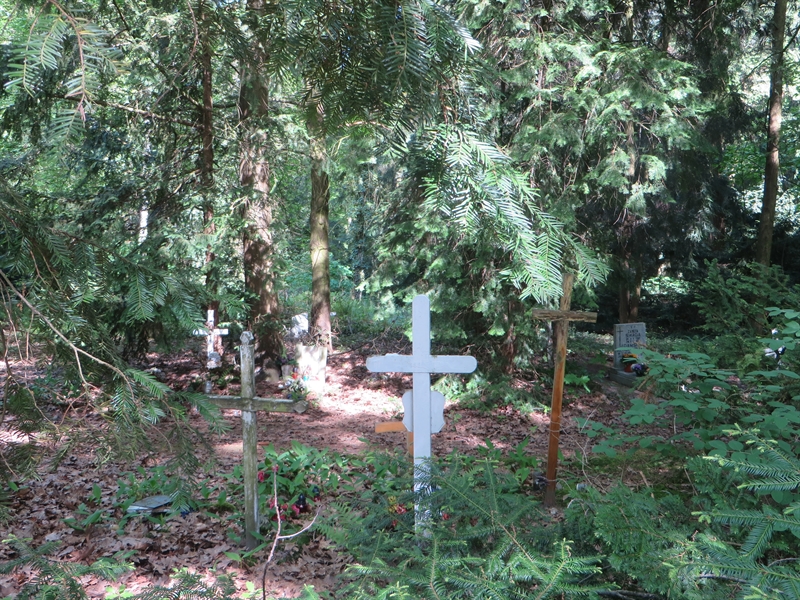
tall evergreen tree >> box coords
[755,0,789,265]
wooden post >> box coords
[240,332,258,551]
[375,421,414,455]
[532,274,597,507]
[206,331,306,550]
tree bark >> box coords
[617,259,642,323]
[239,65,283,362]
[199,8,219,337]
[755,0,787,266]
[309,130,332,350]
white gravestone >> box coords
[290,313,309,338]
[296,344,327,395]
[613,322,646,369]
[367,295,477,495]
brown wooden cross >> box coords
[206,331,306,550]
[531,273,597,507]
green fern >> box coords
[0,535,131,600]
[337,456,606,599]
[690,434,800,598]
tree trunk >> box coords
[755,0,787,266]
[617,260,642,323]
[239,65,283,363]
[309,132,332,350]
[199,10,220,337]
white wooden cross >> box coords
[367,295,477,492]
[205,309,229,369]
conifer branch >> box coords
[0,267,135,401]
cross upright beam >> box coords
[531,274,597,507]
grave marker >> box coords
[531,273,597,507]
[612,322,647,369]
[205,308,228,369]
[607,322,647,386]
[367,295,477,524]
[296,344,328,396]
[206,331,306,550]
[374,390,446,456]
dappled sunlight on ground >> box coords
[0,338,636,598]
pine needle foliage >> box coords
[335,456,606,599]
[407,123,607,302]
[0,535,132,600]
[115,568,240,600]
[2,3,121,145]
[0,176,226,473]
[688,434,800,598]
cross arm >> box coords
[367,355,477,374]
[531,310,597,323]
[206,395,307,413]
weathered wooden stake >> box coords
[532,274,597,507]
[206,331,306,550]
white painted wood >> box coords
[367,355,477,373]
[205,309,229,369]
[402,390,445,434]
[366,296,476,465]
[367,294,477,529]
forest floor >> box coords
[0,334,647,599]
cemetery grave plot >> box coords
[0,333,651,599]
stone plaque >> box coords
[613,323,646,369]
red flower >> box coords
[441,512,450,521]
[258,471,266,482]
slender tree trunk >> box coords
[755,0,787,266]
[617,259,642,323]
[199,9,220,338]
[309,130,332,350]
[239,66,283,363]
[660,0,674,52]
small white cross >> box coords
[367,295,477,470]
[206,309,228,369]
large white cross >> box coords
[367,295,477,474]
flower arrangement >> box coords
[621,353,639,373]
[631,363,649,377]
[286,378,308,401]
